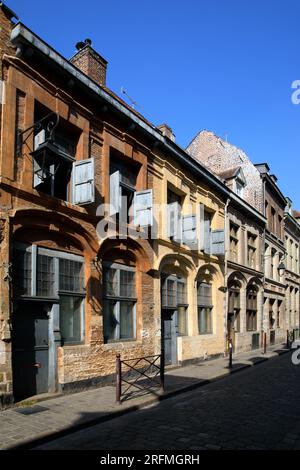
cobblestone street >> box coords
[34,353,300,450]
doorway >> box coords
[161,310,177,366]
[12,302,51,402]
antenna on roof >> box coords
[121,86,142,110]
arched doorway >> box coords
[227,280,242,351]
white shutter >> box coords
[211,229,225,255]
[199,203,205,251]
[109,170,121,216]
[167,201,181,240]
[182,215,198,249]
[34,129,46,150]
[133,189,153,227]
[72,158,94,205]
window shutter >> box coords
[167,201,182,241]
[72,158,94,205]
[199,204,205,251]
[211,229,225,255]
[204,212,211,254]
[109,170,121,215]
[182,215,198,249]
[34,129,46,151]
[133,189,153,227]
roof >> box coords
[0,2,18,20]
[292,210,300,219]
[218,166,241,181]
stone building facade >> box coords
[284,199,300,337]
[187,131,266,353]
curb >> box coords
[6,348,291,451]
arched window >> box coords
[246,286,258,331]
[103,262,137,342]
[197,282,213,334]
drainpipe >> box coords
[224,197,231,354]
[262,177,266,335]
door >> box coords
[161,310,177,365]
[12,302,50,402]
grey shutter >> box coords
[72,158,94,205]
[34,129,46,150]
[182,215,198,248]
[211,229,225,255]
[204,211,211,254]
[167,201,181,241]
[199,204,205,251]
[109,170,121,215]
[133,189,153,227]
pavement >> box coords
[0,342,291,450]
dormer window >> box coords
[235,180,244,198]
[233,168,246,198]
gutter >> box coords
[10,22,266,225]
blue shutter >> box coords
[72,158,94,205]
[182,215,198,249]
[133,189,153,227]
[109,170,121,215]
[199,204,205,251]
[211,229,225,255]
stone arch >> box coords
[12,208,98,258]
[227,271,247,289]
[158,253,195,278]
[98,237,151,272]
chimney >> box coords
[157,123,176,142]
[70,39,107,87]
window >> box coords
[277,300,282,329]
[103,264,136,342]
[13,243,85,344]
[197,282,213,334]
[161,275,188,336]
[228,283,241,332]
[230,223,239,263]
[296,245,299,274]
[271,248,276,280]
[235,180,244,197]
[269,298,275,330]
[246,287,257,331]
[290,239,294,272]
[270,207,276,234]
[247,233,257,269]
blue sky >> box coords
[8,0,300,207]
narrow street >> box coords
[34,353,300,450]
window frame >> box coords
[103,262,137,343]
[197,281,213,335]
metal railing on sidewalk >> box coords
[116,352,165,405]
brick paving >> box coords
[0,343,291,450]
[36,352,300,450]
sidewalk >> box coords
[0,343,290,450]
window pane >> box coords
[198,283,212,306]
[120,269,135,298]
[59,259,84,292]
[120,301,135,339]
[103,299,118,341]
[177,306,187,335]
[37,254,55,296]
[105,268,118,296]
[60,296,83,343]
[13,248,32,296]
[177,281,187,305]
[198,307,212,334]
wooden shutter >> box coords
[72,158,94,205]
[211,229,225,255]
[133,189,153,226]
[109,170,121,215]
[182,214,198,248]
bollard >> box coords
[116,353,122,405]
[160,349,165,393]
[287,330,290,349]
[293,329,296,345]
[228,338,233,369]
[263,332,267,354]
